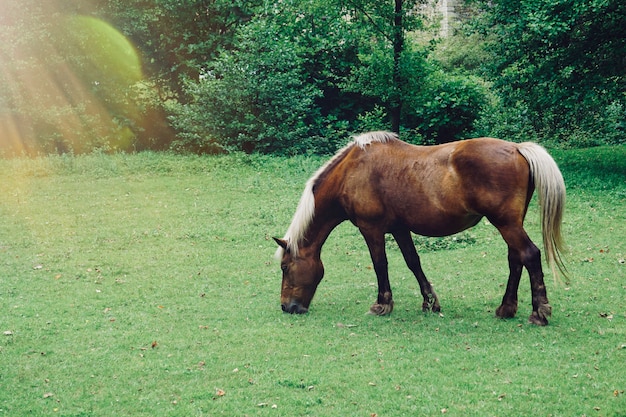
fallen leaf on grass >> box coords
[43,392,54,399]
[215,389,225,397]
[3,331,13,336]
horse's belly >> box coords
[405,214,483,237]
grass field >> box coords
[0,145,624,416]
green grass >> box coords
[0,146,624,416]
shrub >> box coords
[405,71,489,144]
[169,21,323,155]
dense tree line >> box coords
[461,0,626,147]
[0,0,624,155]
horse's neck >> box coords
[301,199,346,257]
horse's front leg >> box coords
[360,229,394,315]
[392,229,440,313]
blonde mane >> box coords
[354,131,397,148]
[275,131,397,259]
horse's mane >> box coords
[275,131,398,259]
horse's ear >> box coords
[273,237,289,251]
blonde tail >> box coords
[517,143,567,279]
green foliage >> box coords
[406,70,489,143]
[1,0,623,155]
[0,1,173,155]
[356,105,390,132]
[170,0,490,153]
[168,0,353,154]
[97,0,254,95]
[169,20,323,155]
[463,0,626,144]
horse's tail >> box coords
[517,143,567,279]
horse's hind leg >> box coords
[496,225,551,325]
[524,242,552,326]
[392,229,440,313]
[495,247,523,319]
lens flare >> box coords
[1,7,145,154]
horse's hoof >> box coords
[422,302,441,313]
[422,293,441,313]
[369,302,393,316]
[538,302,552,318]
[528,311,549,326]
[528,303,551,325]
[495,303,518,319]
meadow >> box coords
[0,145,624,416]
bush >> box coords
[405,71,489,144]
[168,21,323,155]
[474,96,626,147]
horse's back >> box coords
[335,137,532,236]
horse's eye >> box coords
[281,264,288,272]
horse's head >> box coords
[274,238,324,314]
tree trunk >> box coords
[390,0,404,133]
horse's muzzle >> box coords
[281,302,308,314]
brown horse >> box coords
[274,131,565,325]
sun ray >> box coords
[0,1,144,155]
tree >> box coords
[341,0,423,133]
[170,0,367,154]
[95,0,259,97]
[0,1,147,154]
[466,0,626,145]
[92,0,262,150]
[168,19,323,154]
[1,0,491,155]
